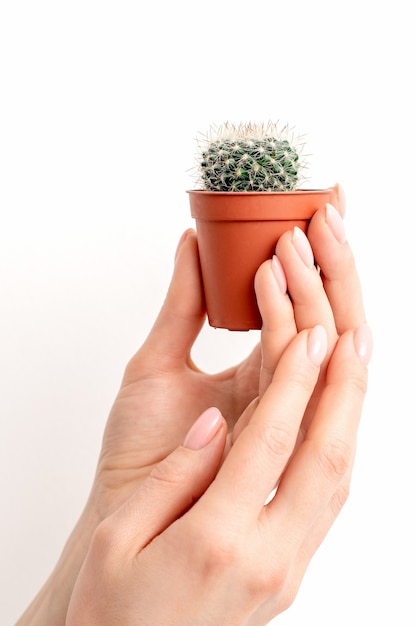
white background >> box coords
[1,1,416,624]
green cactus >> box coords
[196,122,305,192]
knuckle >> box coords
[248,562,289,600]
[148,454,187,489]
[256,421,297,462]
[347,369,369,396]
[90,517,119,565]
[280,584,299,613]
[284,367,317,396]
[331,362,368,398]
[197,529,241,575]
[209,527,241,565]
[317,437,352,481]
[122,352,143,383]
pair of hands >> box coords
[66,200,371,625]
[18,198,372,626]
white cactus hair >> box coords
[195,120,308,192]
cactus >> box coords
[196,121,305,192]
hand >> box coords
[66,324,371,625]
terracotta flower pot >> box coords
[188,185,341,331]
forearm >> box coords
[15,506,99,626]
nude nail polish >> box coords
[354,324,373,367]
[292,227,314,268]
[326,203,346,244]
[183,407,223,450]
[307,325,328,367]
[334,182,346,218]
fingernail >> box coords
[292,227,314,268]
[174,229,193,261]
[354,324,373,366]
[335,182,346,218]
[271,255,287,294]
[183,407,223,450]
[307,325,328,367]
[326,203,346,244]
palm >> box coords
[92,345,260,518]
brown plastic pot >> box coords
[188,185,341,331]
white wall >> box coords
[1,1,415,624]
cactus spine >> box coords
[197,122,305,192]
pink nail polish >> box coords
[354,324,373,366]
[326,203,346,244]
[271,255,287,294]
[183,407,223,450]
[292,227,314,268]
[307,325,328,367]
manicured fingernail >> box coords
[307,325,328,367]
[292,227,314,268]
[271,255,287,294]
[326,203,346,244]
[183,407,223,450]
[174,229,192,261]
[335,182,346,218]
[354,324,373,366]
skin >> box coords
[16,199,371,626]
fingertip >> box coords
[325,203,347,244]
[183,407,224,450]
[135,228,205,370]
[174,228,196,262]
[353,324,373,367]
[255,258,292,334]
[307,325,328,367]
[334,182,346,218]
[274,228,295,257]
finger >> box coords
[255,257,297,396]
[97,407,227,556]
[128,230,206,375]
[231,396,259,444]
[333,181,346,218]
[275,227,339,350]
[264,325,372,551]
[308,204,366,333]
[206,326,327,517]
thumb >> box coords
[140,229,206,369]
[101,407,227,555]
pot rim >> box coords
[188,186,339,221]
[187,188,333,196]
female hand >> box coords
[66,321,371,625]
